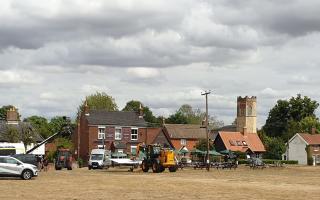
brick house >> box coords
[163,124,206,151]
[284,128,320,165]
[74,104,173,161]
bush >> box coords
[238,159,248,165]
[262,159,298,165]
[307,157,314,165]
[233,151,247,159]
[77,158,84,168]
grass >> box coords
[1,165,320,200]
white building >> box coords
[284,130,320,165]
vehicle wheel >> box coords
[55,166,62,170]
[142,160,149,172]
[67,167,72,170]
[88,166,92,170]
[159,165,165,173]
[21,169,33,180]
[152,162,159,173]
[169,165,177,172]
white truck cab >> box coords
[88,149,111,170]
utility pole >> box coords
[201,90,211,171]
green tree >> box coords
[49,116,67,134]
[263,94,319,141]
[2,125,20,143]
[20,123,37,150]
[195,138,214,151]
[166,112,189,124]
[166,104,224,129]
[24,116,51,139]
[122,100,157,123]
[77,92,118,119]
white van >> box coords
[88,149,111,170]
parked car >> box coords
[0,156,38,180]
[12,154,38,166]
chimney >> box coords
[311,127,316,135]
[84,99,89,116]
[242,127,247,136]
[139,103,143,119]
[6,107,19,124]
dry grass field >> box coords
[1,165,320,200]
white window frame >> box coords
[98,126,105,140]
[115,127,122,140]
[131,128,138,141]
[181,139,187,146]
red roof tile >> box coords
[218,131,265,153]
[298,133,320,145]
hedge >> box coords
[237,159,298,165]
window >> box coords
[131,146,137,155]
[242,141,248,146]
[131,128,138,140]
[98,127,105,140]
[236,141,242,146]
[229,140,236,146]
[181,139,187,146]
[6,158,18,164]
[115,128,122,140]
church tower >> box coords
[236,96,257,133]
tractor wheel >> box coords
[169,165,177,172]
[55,166,62,170]
[67,166,72,170]
[88,166,92,170]
[159,165,165,173]
[142,161,149,172]
[152,162,159,173]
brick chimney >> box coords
[84,99,89,116]
[311,127,316,135]
[242,127,248,136]
[6,107,19,124]
[139,103,143,119]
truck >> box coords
[88,149,112,170]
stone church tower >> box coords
[236,96,257,133]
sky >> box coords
[1,0,320,127]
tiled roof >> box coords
[164,124,206,139]
[0,121,43,142]
[298,133,320,145]
[218,131,265,153]
[86,110,147,127]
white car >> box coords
[0,156,38,180]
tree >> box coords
[258,130,286,160]
[2,125,20,143]
[263,94,319,141]
[24,116,51,139]
[195,138,214,151]
[49,116,67,134]
[122,100,157,123]
[166,104,224,129]
[166,112,189,124]
[20,123,37,150]
[77,92,118,119]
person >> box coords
[43,155,49,172]
[36,155,42,171]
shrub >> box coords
[77,158,84,168]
